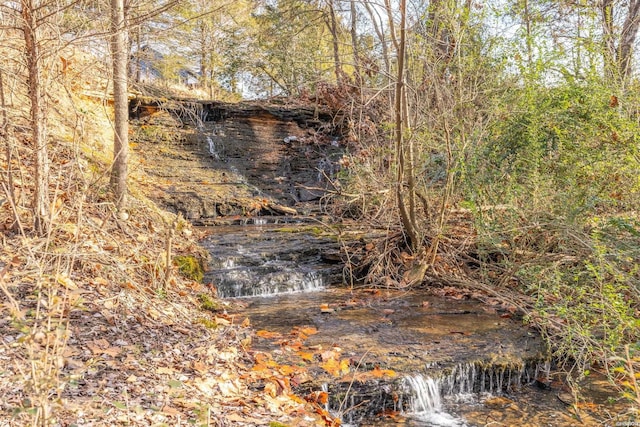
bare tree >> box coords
[601,0,640,82]
[325,0,344,84]
[21,0,51,235]
[110,0,129,210]
[385,0,420,252]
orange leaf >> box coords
[256,330,281,339]
[297,351,315,362]
[278,365,299,375]
[321,358,350,377]
[371,366,396,378]
[299,326,318,335]
[320,358,340,376]
[306,390,329,405]
[320,303,334,313]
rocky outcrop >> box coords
[130,99,345,223]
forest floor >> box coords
[0,88,633,426]
[0,92,338,426]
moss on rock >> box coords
[174,255,204,282]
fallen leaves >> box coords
[320,303,334,313]
[257,329,282,339]
[320,356,350,377]
[371,366,397,379]
[87,338,122,357]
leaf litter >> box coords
[0,145,334,427]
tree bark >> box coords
[326,0,343,84]
[618,0,640,81]
[111,0,129,210]
[0,70,14,209]
[600,0,640,83]
[389,0,420,252]
[601,0,617,80]
[349,0,361,83]
[21,0,50,235]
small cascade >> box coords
[403,375,465,427]
[205,123,225,159]
[316,157,338,182]
[206,136,220,159]
[404,359,549,425]
[252,217,268,226]
[406,375,442,412]
[202,225,342,298]
[213,268,325,298]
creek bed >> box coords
[202,224,620,426]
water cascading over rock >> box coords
[202,224,342,298]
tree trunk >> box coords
[618,0,640,81]
[21,0,50,235]
[134,29,141,83]
[363,1,390,80]
[326,0,343,84]
[0,70,14,209]
[389,0,420,252]
[199,23,209,94]
[349,0,361,83]
[522,0,533,69]
[600,0,640,83]
[601,0,617,80]
[110,0,129,210]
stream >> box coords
[201,222,616,426]
[133,100,621,426]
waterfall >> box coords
[206,124,225,159]
[406,375,442,412]
[206,135,220,159]
[404,374,465,427]
[203,224,341,298]
[212,267,326,298]
[404,359,546,426]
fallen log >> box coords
[266,202,298,216]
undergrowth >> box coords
[336,77,640,412]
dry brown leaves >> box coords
[0,157,326,427]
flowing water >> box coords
[133,101,625,426]
[200,222,622,426]
[201,222,342,298]
[187,111,624,426]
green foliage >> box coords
[463,77,640,390]
[511,217,640,374]
[478,81,640,218]
[174,255,204,282]
[197,317,218,329]
[197,293,220,312]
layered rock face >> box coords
[130,100,344,223]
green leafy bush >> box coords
[477,82,640,218]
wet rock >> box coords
[130,101,344,223]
